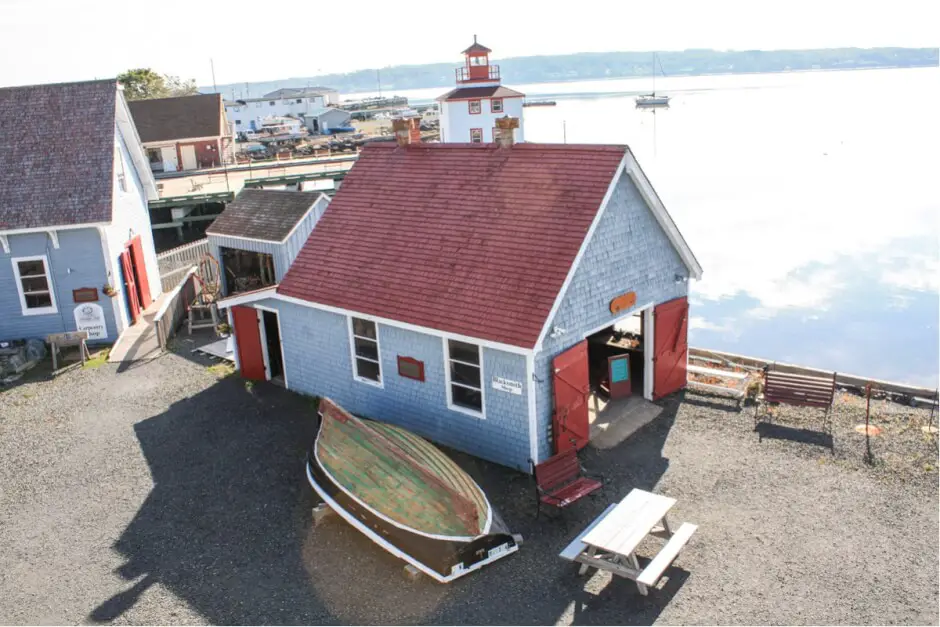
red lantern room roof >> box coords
[462,38,492,55]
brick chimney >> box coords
[392,117,422,147]
[494,115,519,148]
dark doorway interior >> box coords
[221,247,276,295]
[586,312,645,400]
[262,310,284,383]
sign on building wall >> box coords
[73,303,108,340]
[491,376,523,395]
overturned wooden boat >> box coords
[305,398,520,582]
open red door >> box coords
[128,235,152,308]
[120,250,141,324]
[552,340,590,454]
[232,306,265,380]
[653,296,689,400]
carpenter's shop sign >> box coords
[610,291,637,314]
[491,376,523,395]
[73,303,108,340]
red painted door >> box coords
[120,250,141,323]
[653,296,690,400]
[232,306,265,380]
[552,340,590,454]
[608,354,633,399]
[128,235,152,308]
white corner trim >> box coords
[47,230,59,249]
[525,353,539,466]
[533,153,629,352]
[0,234,8,254]
[11,254,58,316]
[624,149,703,280]
[443,339,486,420]
[348,315,384,388]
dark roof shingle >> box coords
[436,85,524,101]
[278,142,627,348]
[207,189,322,242]
[128,93,223,143]
[0,79,117,230]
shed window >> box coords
[468,100,481,114]
[491,98,503,113]
[446,339,483,416]
[12,255,57,316]
[397,356,425,381]
[295,99,303,104]
[350,317,381,385]
[269,101,276,106]
[470,128,483,143]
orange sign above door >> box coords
[609,291,637,314]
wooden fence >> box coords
[154,268,199,350]
[156,239,210,292]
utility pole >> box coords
[563,120,567,144]
[376,69,382,98]
[210,58,218,93]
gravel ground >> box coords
[0,349,936,625]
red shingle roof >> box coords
[437,85,525,102]
[278,142,627,348]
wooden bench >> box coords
[636,522,698,586]
[533,449,603,518]
[759,366,837,432]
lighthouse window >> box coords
[468,100,481,114]
[469,56,487,66]
[491,98,503,113]
[470,128,483,143]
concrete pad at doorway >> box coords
[589,394,663,450]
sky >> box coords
[0,0,937,87]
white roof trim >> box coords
[207,192,329,245]
[0,222,109,236]
[532,153,628,352]
[532,148,703,353]
[624,149,703,280]
[216,286,279,309]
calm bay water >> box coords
[363,68,940,386]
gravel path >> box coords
[0,351,936,625]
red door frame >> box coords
[653,297,690,400]
[127,235,152,309]
[232,306,266,380]
[552,340,590,454]
[120,250,141,323]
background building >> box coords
[225,87,339,134]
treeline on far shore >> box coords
[212,47,939,99]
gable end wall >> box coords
[532,173,690,460]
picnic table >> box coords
[560,488,697,595]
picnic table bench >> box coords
[559,488,697,595]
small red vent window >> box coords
[397,356,425,382]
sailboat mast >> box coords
[651,52,656,96]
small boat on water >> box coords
[305,398,520,583]
[635,52,671,107]
[523,100,557,107]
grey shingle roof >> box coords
[206,190,322,242]
[128,93,223,143]
[0,79,117,230]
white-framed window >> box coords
[445,339,484,417]
[491,98,503,113]
[11,255,57,316]
[349,317,382,386]
[470,128,483,143]
[468,100,482,114]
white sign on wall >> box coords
[491,376,523,395]
[73,303,108,340]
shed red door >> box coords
[653,296,690,400]
[128,235,152,308]
[232,306,265,380]
[120,250,141,323]
[552,340,590,454]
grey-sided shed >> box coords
[206,189,329,295]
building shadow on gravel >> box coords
[90,378,685,625]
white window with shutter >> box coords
[12,255,57,316]
[348,317,382,386]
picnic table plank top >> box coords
[582,489,676,556]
